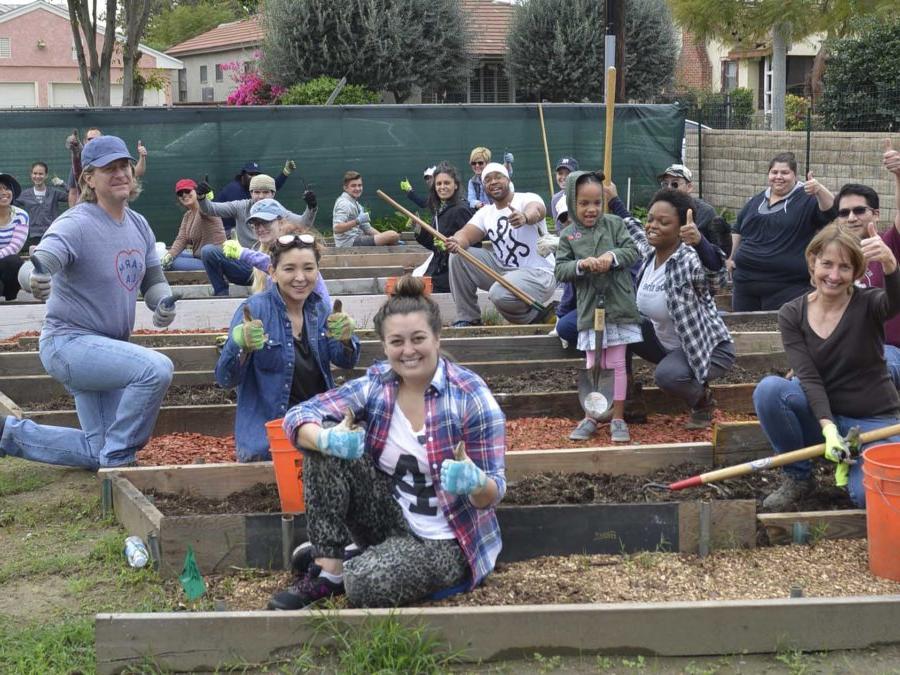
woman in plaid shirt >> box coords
[268,276,506,610]
[622,189,735,428]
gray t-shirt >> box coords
[199,197,316,248]
[332,191,376,247]
[38,203,159,341]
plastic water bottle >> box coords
[124,535,150,568]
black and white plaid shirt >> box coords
[624,216,732,383]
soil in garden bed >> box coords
[136,412,755,466]
[162,539,900,612]
[142,460,851,517]
[24,384,237,412]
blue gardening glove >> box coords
[357,211,370,227]
[503,152,514,165]
[29,269,52,301]
[153,296,177,328]
[161,253,174,270]
[400,178,412,193]
[222,240,243,259]
[316,410,365,460]
[440,458,487,495]
[822,422,854,488]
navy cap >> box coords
[241,161,261,174]
[81,135,135,168]
[555,157,579,172]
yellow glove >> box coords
[822,422,853,488]
[223,240,243,260]
[326,300,356,342]
[400,178,412,193]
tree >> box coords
[820,17,900,131]
[68,0,118,106]
[261,0,472,103]
[505,0,677,103]
[144,1,245,52]
[121,0,154,106]
[670,0,897,130]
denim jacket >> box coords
[215,283,360,461]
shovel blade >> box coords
[576,367,614,419]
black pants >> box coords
[0,255,23,301]
[731,278,810,312]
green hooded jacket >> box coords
[554,171,640,332]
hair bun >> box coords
[392,274,427,298]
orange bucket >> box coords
[266,418,304,513]
[861,443,900,581]
[385,276,431,296]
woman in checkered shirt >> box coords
[269,275,506,610]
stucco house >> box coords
[167,0,519,104]
[0,0,183,107]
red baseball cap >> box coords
[175,178,197,193]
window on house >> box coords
[178,69,187,103]
[200,65,208,83]
[0,38,11,58]
[215,64,224,82]
[469,60,511,103]
[722,60,738,92]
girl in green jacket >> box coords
[555,171,640,443]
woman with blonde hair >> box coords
[466,146,492,209]
[754,223,900,511]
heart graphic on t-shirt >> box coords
[115,249,144,291]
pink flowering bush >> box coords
[223,53,285,105]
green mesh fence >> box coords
[0,103,684,242]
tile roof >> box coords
[165,1,514,58]
[166,15,263,56]
[462,0,514,56]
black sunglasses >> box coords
[837,206,874,218]
[470,160,485,166]
[176,189,193,197]
[660,180,684,189]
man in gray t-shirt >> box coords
[332,171,400,247]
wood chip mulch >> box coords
[164,540,900,612]
[138,413,755,466]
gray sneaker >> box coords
[568,418,597,441]
[762,475,815,512]
[610,419,630,443]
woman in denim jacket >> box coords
[215,234,360,461]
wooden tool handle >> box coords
[603,67,616,188]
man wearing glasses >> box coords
[835,144,900,386]
[657,164,718,233]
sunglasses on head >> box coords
[276,233,316,247]
[470,160,485,166]
[176,189,193,197]
[837,206,874,218]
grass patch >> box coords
[0,461,59,497]
[0,616,94,675]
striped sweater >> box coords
[0,206,29,258]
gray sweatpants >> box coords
[304,451,468,608]
[448,247,556,324]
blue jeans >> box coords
[0,334,173,469]
[885,344,900,390]
[753,375,900,507]
[200,244,254,296]
[556,308,578,344]
[169,252,206,271]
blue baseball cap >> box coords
[247,198,287,224]
[81,135,135,168]
[241,161,261,174]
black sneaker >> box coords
[685,385,716,430]
[268,564,344,610]
[762,475,815,512]
[290,542,362,576]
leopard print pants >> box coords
[303,451,468,607]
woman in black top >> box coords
[417,162,474,293]
[728,152,837,311]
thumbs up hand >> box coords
[884,138,900,175]
[507,205,527,228]
[136,140,147,157]
[803,171,822,196]
[861,221,896,274]
[679,208,701,246]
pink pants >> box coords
[585,345,627,401]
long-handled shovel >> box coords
[669,422,900,490]
[376,190,548,314]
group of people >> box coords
[2,124,900,611]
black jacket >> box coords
[416,201,474,292]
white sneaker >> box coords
[610,419,630,443]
